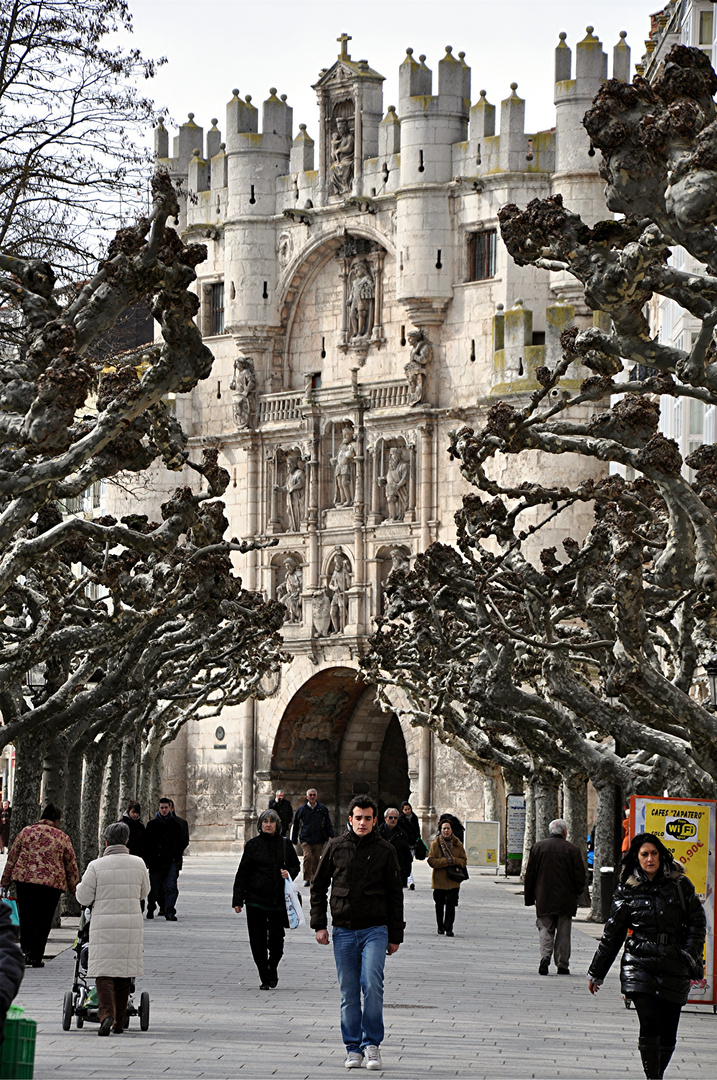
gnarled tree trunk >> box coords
[81,737,112,873]
[563,772,590,907]
[11,732,46,841]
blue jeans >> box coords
[332,925,388,1052]
[148,862,178,916]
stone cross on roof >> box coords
[337,32,352,60]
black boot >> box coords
[435,902,445,934]
[658,1044,675,1079]
[638,1037,662,1079]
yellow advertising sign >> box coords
[644,802,711,895]
[633,795,716,1008]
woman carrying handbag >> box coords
[427,818,468,937]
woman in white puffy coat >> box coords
[76,820,150,1036]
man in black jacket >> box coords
[268,790,293,837]
[144,798,185,922]
[311,796,404,1072]
[291,789,333,886]
[524,818,586,976]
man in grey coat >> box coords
[523,818,586,976]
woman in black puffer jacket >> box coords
[588,832,706,1079]
[232,809,300,989]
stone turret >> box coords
[396,45,472,325]
[553,27,630,229]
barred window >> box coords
[210,282,225,335]
[468,230,497,281]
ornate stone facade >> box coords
[139,27,633,850]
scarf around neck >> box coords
[438,834,455,862]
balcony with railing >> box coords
[256,380,409,425]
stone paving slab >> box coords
[9,854,717,1078]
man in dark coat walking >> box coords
[311,796,404,1071]
[144,798,185,922]
[268,790,293,837]
[291,789,333,886]
[524,818,586,976]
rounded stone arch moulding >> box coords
[277,223,397,373]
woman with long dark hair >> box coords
[232,809,300,989]
[587,832,706,1079]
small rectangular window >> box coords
[699,9,713,45]
[468,229,497,281]
[210,282,225,335]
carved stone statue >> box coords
[275,452,305,531]
[330,117,354,196]
[389,546,410,575]
[331,426,356,507]
[404,328,432,407]
[230,356,256,428]
[347,260,375,340]
[329,552,352,634]
[276,557,303,624]
[378,447,409,522]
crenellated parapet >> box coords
[491,297,596,398]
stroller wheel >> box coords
[123,1012,130,1029]
[62,991,73,1031]
[76,1014,84,1028]
[139,991,150,1031]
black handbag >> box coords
[446,864,469,882]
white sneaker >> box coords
[364,1045,383,1070]
[344,1051,363,1069]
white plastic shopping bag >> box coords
[284,876,306,929]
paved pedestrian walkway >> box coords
[12,855,717,1078]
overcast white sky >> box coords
[127,0,656,145]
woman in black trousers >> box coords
[588,833,706,1079]
[233,809,300,989]
[0,803,79,967]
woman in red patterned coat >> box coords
[1,803,79,967]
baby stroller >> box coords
[62,908,150,1031]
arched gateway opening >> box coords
[270,667,410,826]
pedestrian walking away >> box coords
[427,818,467,937]
[75,821,150,1036]
[291,789,333,886]
[0,801,11,855]
[397,801,420,888]
[523,817,586,975]
[587,832,706,1080]
[0,802,79,967]
[144,798,185,921]
[378,808,413,888]
[311,795,404,1071]
[232,809,300,989]
[120,802,147,862]
[268,790,294,838]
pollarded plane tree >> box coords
[0,171,284,861]
[363,45,717,916]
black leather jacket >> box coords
[588,865,706,1004]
